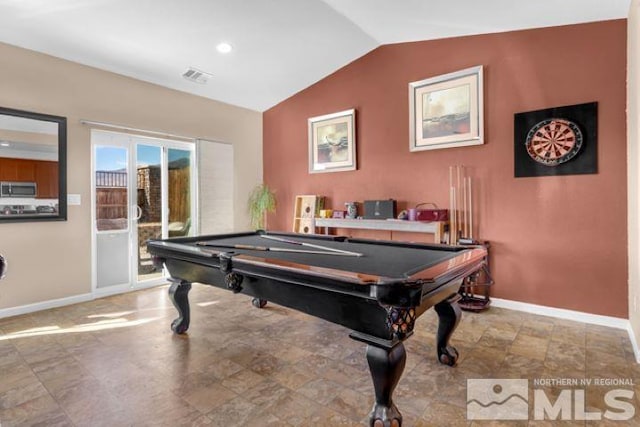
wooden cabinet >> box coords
[0,157,15,180]
[0,158,35,182]
[0,157,58,198]
[17,159,36,182]
[34,161,59,198]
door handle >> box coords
[0,254,6,280]
[134,205,142,220]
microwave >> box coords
[0,181,37,198]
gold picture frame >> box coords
[308,109,356,173]
[409,66,484,151]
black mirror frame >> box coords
[0,106,67,223]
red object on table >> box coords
[415,203,449,221]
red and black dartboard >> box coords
[525,118,583,166]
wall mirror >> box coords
[0,106,67,222]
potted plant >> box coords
[247,183,276,230]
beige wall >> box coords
[0,42,262,310]
[628,0,640,358]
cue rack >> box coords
[448,164,474,244]
[449,164,493,311]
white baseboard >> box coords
[490,297,628,329]
[627,323,640,364]
[0,281,167,320]
[92,281,165,299]
[490,297,640,363]
[0,292,93,319]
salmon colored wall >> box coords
[264,20,628,318]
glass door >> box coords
[135,144,163,282]
[92,130,197,296]
[135,144,195,281]
[94,143,131,293]
[167,148,193,239]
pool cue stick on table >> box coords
[195,241,362,256]
[260,234,363,257]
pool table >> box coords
[147,231,487,426]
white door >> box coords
[91,130,197,297]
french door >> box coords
[91,130,197,296]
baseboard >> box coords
[0,292,93,319]
[0,280,167,320]
[490,297,628,329]
[92,281,164,299]
[627,323,640,364]
[481,297,640,363]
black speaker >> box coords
[363,200,396,220]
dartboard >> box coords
[525,118,583,166]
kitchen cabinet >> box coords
[0,157,58,198]
[34,161,59,199]
[0,158,15,181]
[0,158,35,182]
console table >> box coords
[314,218,447,244]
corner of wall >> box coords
[627,0,640,364]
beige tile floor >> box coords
[0,284,638,426]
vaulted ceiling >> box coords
[0,0,630,111]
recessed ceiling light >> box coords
[216,42,232,54]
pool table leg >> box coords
[168,279,192,334]
[366,342,406,427]
[434,296,462,366]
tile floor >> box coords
[0,284,638,426]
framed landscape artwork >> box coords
[409,66,484,151]
[308,109,356,173]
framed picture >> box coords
[409,65,484,151]
[308,109,356,173]
[514,102,597,177]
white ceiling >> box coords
[0,0,631,112]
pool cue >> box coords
[450,188,454,244]
[260,234,363,257]
[466,173,470,238]
[451,186,457,244]
[195,241,361,256]
[468,176,473,240]
[449,166,454,244]
[456,165,460,241]
[462,168,467,238]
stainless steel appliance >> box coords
[0,181,37,198]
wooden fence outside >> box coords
[168,167,190,222]
[96,187,127,220]
[96,167,190,223]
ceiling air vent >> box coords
[182,67,212,84]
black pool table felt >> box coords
[191,234,461,278]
